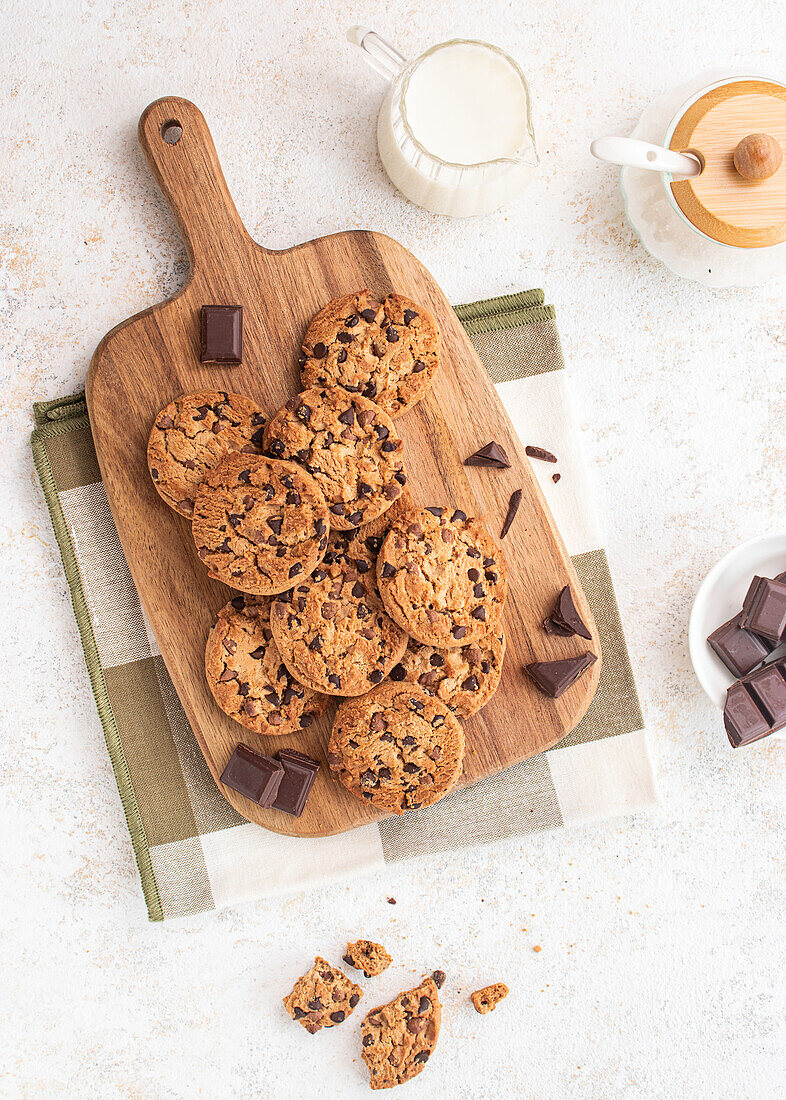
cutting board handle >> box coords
[138,97,257,271]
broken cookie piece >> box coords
[471,982,509,1014]
[361,977,441,1090]
[283,956,363,1034]
[343,939,392,978]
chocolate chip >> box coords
[394,471,406,484]
[230,596,245,610]
[403,309,417,325]
[331,503,346,516]
[347,511,363,525]
[452,625,467,639]
[293,1006,306,1019]
[308,634,322,651]
[412,360,426,373]
[269,439,285,457]
[369,669,384,684]
[362,381,377,399]
[349,994,360,1008]
[363,1034,374,1047]
[218,668,237,682]
[386,326,399,343]
[237,469,251,484]
[501,488,522,539]
[451,509,467,523]
[300,714,314,727]
[407,1017,426,1034]
[413,1051,430,1064]
[312,342,327,359]
[360,308,376,323]
[289,563,302,578]
[351,581,365,598]
[249,647,266,660]
[338,406,355,426]
[389,663,406,681]
[330,1011,345,1023]
[380,439,396,453]
[462,675,479,691]
[297,353,306,367]
[345,313,359,327]
[473,584,484,598]
[336,331,354,344]
[336,348,347,364]
[328,674,341,689]
[374,424,389,441]
[381,563,395,578]
[295,404,311,423]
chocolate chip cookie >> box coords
[361,976,441,1089]
[205,595,328,735]
[343,939,392,978]
[377,507,508,648]
[270,536,408,696]
[263,387,407,530]
[389,629,506,718]
[283,957,363,1034]
[470,982,509,1014]
[192,454,329,595]
[147,391,266,518]
[300,290,440,419]
[328,683,465,814]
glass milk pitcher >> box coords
[348,28,538,217]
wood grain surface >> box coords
[669,80,786,248]
[85,97,601,838]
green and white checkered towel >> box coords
[31,290,658,921]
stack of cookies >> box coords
[147,290,508,816]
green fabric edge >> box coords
[455,289,555,336]
[31,414,165,922]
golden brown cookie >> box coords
[205,595,328,735]
[300,290,440,419]
[343,939,392,978]
[470,982,509,1014]
[361,977,441,1089]
[192,454,329,595]
[283,957,363,1034]
[388,630,506,718]
[263,387,407,530]
[270,533,408,696]
[377,506,508,648]
[147,391,266,518]
[329,684,464,814]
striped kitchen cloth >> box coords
[31,289,658,921]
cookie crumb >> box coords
[387,897,396,905]
[431,969,446,989]
[343,939,392,978]
[471,983,509,1014]
[533,945,542,953]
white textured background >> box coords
[2,1,785,1097]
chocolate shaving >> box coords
[464,441,511,469]
[500,489,521,539]
[525,445,557,464]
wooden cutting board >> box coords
[86,97,601,838]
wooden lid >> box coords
[668,79,786,248]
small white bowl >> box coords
[689,532,786,737]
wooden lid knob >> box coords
[733,133,783,181]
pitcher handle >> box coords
[590,136,702,177]
[347,26,407,82]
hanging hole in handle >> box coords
[161,120,183,145]
[680,148,705,175]
[646,150,657,163]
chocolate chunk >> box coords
[525,652,597,698]
[360,308,377,322]
[270,749,320,817]
[543,616,573,637]
[464,441,511,469]
[403,309,417,325]
[552,473,561,484]
[739,576,786,643]
[220,744,282,806]
[708,613,772,678]
[547,585,592,640]
[525,445,557,464]
[500,489,522,539]
[200,305,243,364]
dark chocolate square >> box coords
[707,613,771,678]
[740,576,786,644]
[200,304,243,364]
[723,682,771,748]
[221,744,282,805]
[271,749,320,817]
[745,661,786,727]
